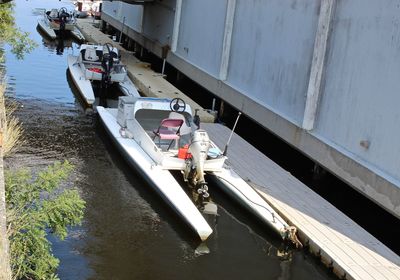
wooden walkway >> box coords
[203,123,400,280]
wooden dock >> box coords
[203,123,400,280]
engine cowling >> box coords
[186,130,210,197]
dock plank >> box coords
[203,123,400,280]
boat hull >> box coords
[208,168,288,238]
[118,74,140,97]
[97,107,213,241]
[67,55,95,105]
[49,21,75,31]
[37,19,57,39]
[38,18,84,42]
[70,28,85,42]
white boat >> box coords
[97,96,301,244]
[67,43,138,106]
[37,7,84,41]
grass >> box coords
[0,81,24,157]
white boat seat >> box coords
[84,47,99,62]
[103,46,119,61]
[168,112,191,135]
[49,9,58,18]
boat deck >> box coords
[202,122,400,280]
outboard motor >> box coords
[101,53,113,85]
[186,129,211,197]
[101,44,118,88]
[58,12,67,39]
[193,109,200,129]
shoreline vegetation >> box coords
[1,1,40,275]
[0,2,86,277]
[0,81,86,280]
[0,80,12,280]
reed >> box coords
[0,82,24,157]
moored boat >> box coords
[67,43,139,106]
[97,97,214,240]
[97,96,301,244]
[37,7,84,41]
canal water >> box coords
[3,0,337,279]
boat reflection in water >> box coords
[36,24,79,57]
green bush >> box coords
[5,161,85,280]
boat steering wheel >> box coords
[59,7,68,13]
[58,7,69,18]
[170,98,186,113]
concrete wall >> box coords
[227,0,319,125]
[102,1,175,51]
[102,1,143,32]
[316,0,400,184]
[101,0,400,218]
[142,0,176,46]
[176,0,227,77]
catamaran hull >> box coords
[97,107,213,241]
[67,55,95,106]
[208,169,288,238]
[48,21,75,31]
[37,19,57,39]
[70,28,85,42]
[118,75,140,97]
[38,19,83,41]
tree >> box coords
[0,2,36,60]
[5,161,85,280]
